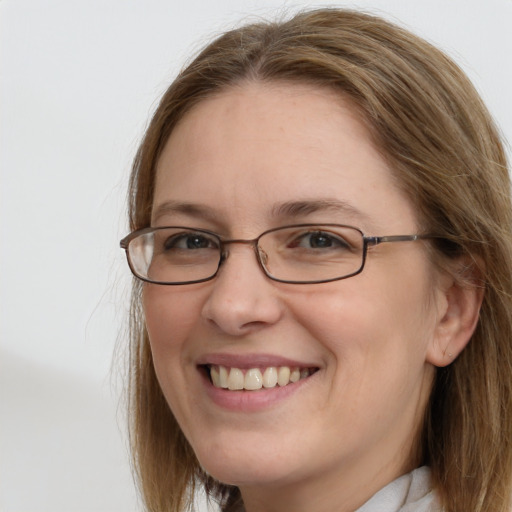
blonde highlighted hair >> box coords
[126,8,512,512]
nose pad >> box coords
[219,249,229,266]
[258,247,269,267]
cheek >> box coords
[290,271,435,375]
[142,285,207,378]
[278,278,436,457]
[142,286,208,424]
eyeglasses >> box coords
[120,224,436,285]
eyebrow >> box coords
[271,199,372,224]
[152,198,372,227]
[152,201,220,224]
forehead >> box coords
[153,82,417,234]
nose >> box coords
[201,244,284,336]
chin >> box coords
[192,434,296,487]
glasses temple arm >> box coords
[365,234,433,247]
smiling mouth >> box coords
[204,365,319,391]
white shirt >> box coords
[228,466,441,512]
[356,467,442,512]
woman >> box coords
[120,8,512,512]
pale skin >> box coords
[143,82,482,512]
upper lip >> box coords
[196,352,320,369]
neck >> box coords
[239,451,416,512]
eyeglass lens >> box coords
[126,225,365,284]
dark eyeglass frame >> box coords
[120,224,438,285]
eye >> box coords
[163,231,219,251]
[289,230,352,250]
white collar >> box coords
[356,467,441,512]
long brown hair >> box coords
[126,8,512,512]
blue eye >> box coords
[163,232,218,251]
[291,231,352,250]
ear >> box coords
[426,262,484,367]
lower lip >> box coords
[200,369,315,412]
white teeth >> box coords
[210,365,314,391]
[219,366,229,388]
[277,366,291,386]
[290,368,301,383]
[227,368,244,390]
[262,367,278,388]
[210,366,221,387]
[244,369,263,390]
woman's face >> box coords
[144,82,443,507]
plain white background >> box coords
[1,1,511,511]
